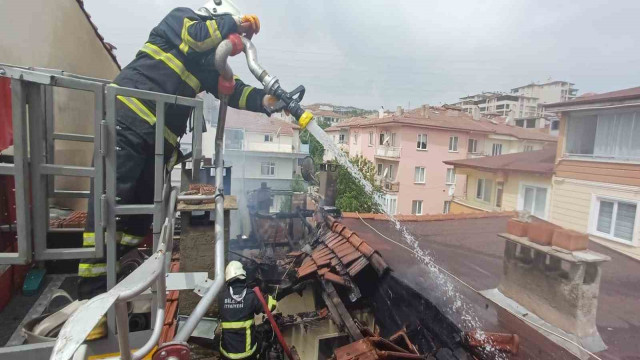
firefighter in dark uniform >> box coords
[78,0,275,300]
[219,261,277,360]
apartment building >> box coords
[325,106,556,215]
[546,87,640,251]
[200,107,308,238]
[455,80,578,130]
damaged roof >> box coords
[76,0,120,69]
[296,216,388,286]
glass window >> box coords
[339,134,346,144]
[353,133,358,145]
[565,112,640,160]
[449,136,459,152]
[595,199,637,242]
[468,138,477,153]
[379,133,385,145]
[521,185,548,218]
[261,162,276,176]
[476,178,493,202]
[411,200,423,215]
[377,163,383,176]
[264,133,274,142]
[446,168,456,184]
[524,145,534,152]
[492,143,503,156]
[414,167,425,183]
[387,164,394,180]
[417,134,428,150]
[369,132,374,146]
[443,201,451,214]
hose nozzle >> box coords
[298,111,314,130]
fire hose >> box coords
[253,287,295,360]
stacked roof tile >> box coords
[296,218,388,286]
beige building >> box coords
[444,147,555,217]
[0,0,120,209]
[546,87,640,251]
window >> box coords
[594,198,637,243]
[264,133,274,142]
[417,134,428,150]
[379,133,385,145]
[225,129,244,150]
[551,120,560,131]
[492,143,503,156]
[387,164,394,180]
[476,178,493,202]
[390,133,397,146]
[377,163,383,176]
[566,111,640,160]
[446,168,456,184]
[411,200,423,215]
[468,138,478,153]
[261,162,276,176]
[385,197,398,215]
[525,119,537,128]
[368,132,374,146]
[521,185,548,218]
[449,136,459,152]
[353,133,358,145]
[523,145,534,152]
[338,134,346,144]
[443,201,451,214]
[414,167,425,183]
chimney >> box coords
[420,104,429,118]
[396,106,404,116]
[472,106,481,121]
[378,106,384,119]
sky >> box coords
[85,0,640,110]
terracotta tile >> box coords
[357,242,376,258]
[348,257,370,276]
[340,251,362,265]
[323,271,346,286]
[347,234,364,249]
[297,264,318,278]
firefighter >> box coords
[219,261,276,360]
[78,0,278,300]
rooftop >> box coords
[443,146,556,175]
[76,0,120,69]
[546,86,640,109]
[326,107,557,142]
[338,213,640,359]
[511,80,574,91]
[225,107,299,136]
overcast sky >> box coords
[85,0,640,110]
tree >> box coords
[290,174,306,192]
[334,155,382,213]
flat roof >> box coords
[339,214,640,358]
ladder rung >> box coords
[41,164,94,177]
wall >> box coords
[501,172,552,218]
[458,169,500,212]
[549,177,640,247]
[0,0,120,209]
[555,159,640,187]
[245,131,294,152]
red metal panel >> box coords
[0,78,13,152]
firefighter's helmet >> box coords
[225,261,246,282]
[196,0,242,17]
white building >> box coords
[200,106,308,238]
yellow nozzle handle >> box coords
[299,111,313,130]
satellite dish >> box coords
[301,156,317,185]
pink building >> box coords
[325,106,557,215]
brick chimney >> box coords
[420,104,429,118]
[396,106,403,116]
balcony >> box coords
[375,146,402,159]
[383,180,400,192]
[467,152,487,159]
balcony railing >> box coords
[383,180,400,192]
[375,146,402,158]
[467,152,487,159]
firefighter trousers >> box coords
[78,116,177,299]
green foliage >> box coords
[334,155,382,213]
[290,174,306,192]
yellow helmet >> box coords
[225,260,246,282]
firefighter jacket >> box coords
[113,7,267,148]
[219,283,277,359]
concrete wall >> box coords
[0,0,120,209]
